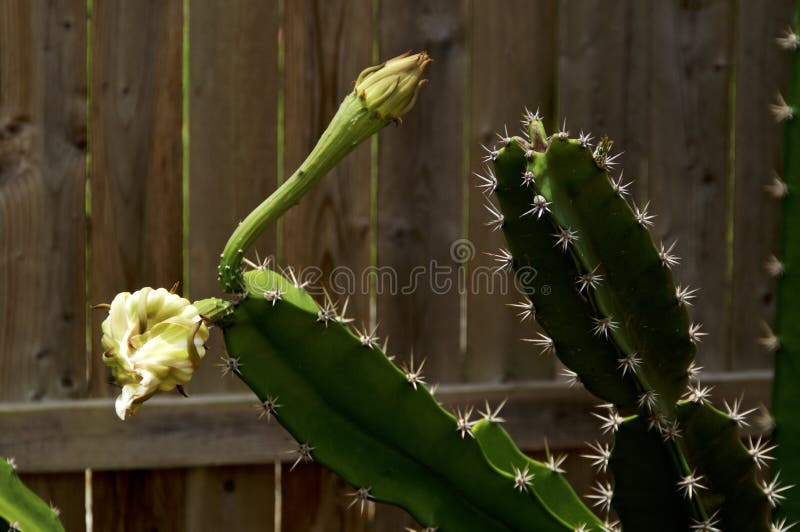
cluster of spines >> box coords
[476,108,789,529]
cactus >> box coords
[769,5,800,524]
[0,458,64,532]
[481,114,773,530]
[205,268,602,531]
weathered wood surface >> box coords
[19,472,85,532]
[282,0,374,323]
[89,0,184,397]
[0,0,87,401]
[187,0,280,393]
[730,0,796,370]
[92,469,187,532]
[185,2,281,530]
[0,0,88,525]
[645,0,735,372]
[185,465,276,532]
[376,0,468,385]
[88,1,188,528]
[0,371,771,473]
[280,0,379,526]
[466,0,558,383]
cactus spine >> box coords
[484,114,772,530]
[770,4,800,524]
[0,458,64,532]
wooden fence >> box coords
[0,0,793,530]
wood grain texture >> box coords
[0,371,770,473]
[729,0,795,370]
[88,2,185,529]
[0,1,87,528]
[185,465,276,532]
[0,0,87,402]
[556,0,649,183]
[187,0,279,393]
[377,0,468,384]
[92,469,186,532]
[644,0,735,372]
[89,0,184,396]
[281,0,374,322]
[20,472,86,532]
[280,1,376,527]
[281,463,370,532]
[186,3,280,529]
[466,0,558,383]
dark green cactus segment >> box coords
[679,402,770,530]
[610,403,770,532]
[529,135,693,409]
[608,414,689,532]
[492,139,639,408]
[221,269,577,531]
[0,459,64,532]
[472,419,604,530]
[772,4,800,522]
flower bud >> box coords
[354,51,432,120]
[100,287,209,419]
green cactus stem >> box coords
[610,402,769,532]
[489,138,640,409]
[0,458,64,532]
[770,3,800,523]
[212,268,602,531]
[471,419,604,529]
[217,52,431,293]
[485,112,771,529]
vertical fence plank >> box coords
[556,0,649,174]
[282,464,370,532]
[645,0,734,372]
[282,0,374,321]
[89,0,186,528]
[730,0,794,370]
[185,466,276,531]
[0,0,87,526]
[280,0,375,527]
[187,1,281,528]
[0,0,87,402]
[91,469,186,532]
[188,0,280,392]
[466,0,558,383]
[377,0,468,384]
[89,0,184,396]
[20,473,86,531]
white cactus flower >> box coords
[101,287,209,419]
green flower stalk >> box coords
[100,287,209,419]
[217,51,431,292]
